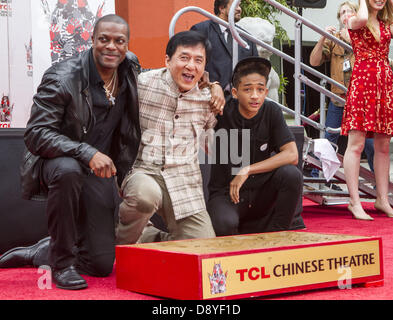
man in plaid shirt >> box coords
[116,31,225,244]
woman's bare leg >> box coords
[343,130,373,220]
[373,133,393,217]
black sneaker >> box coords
[325,183,342,191]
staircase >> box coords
[302,139,393,206]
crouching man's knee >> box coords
[82,253,115,277]
[119,191,161,225]
[275,165,303,189]
[120,174,163,220]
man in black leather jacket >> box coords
[0,14,141,290]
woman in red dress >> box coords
[342,0,393,220]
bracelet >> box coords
[208,81,220,88]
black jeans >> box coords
[207,165,302,236]
[34,157,118,276]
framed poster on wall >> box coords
[0,0,115,129]
[31,0,115,93]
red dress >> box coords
[341,20,393,136]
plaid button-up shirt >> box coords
[132,68,217,220]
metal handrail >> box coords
[261,0,352,53]
[168,3,347,133]
[228,2,248,50]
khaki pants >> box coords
[116,171,215,244]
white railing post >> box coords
[228,0,248,70]
[319,79,327,138]
[294,19,302,125]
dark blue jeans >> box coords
[311,101,374,177]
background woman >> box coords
[342,0,393,220]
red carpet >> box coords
[1,198,392,300]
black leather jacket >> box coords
[20,49,141,200]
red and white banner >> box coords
[0,0,13,128]
[0,0,115,129]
